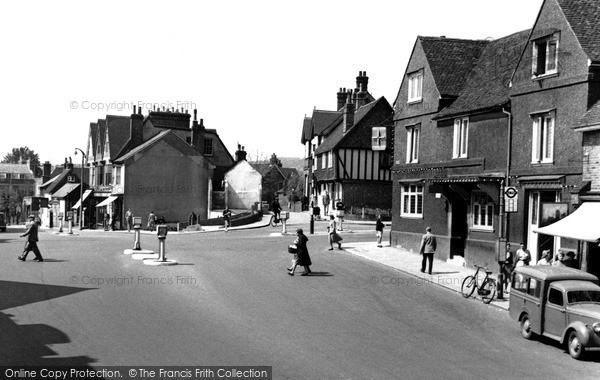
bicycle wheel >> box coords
[269,215,277,227]
[481,278,497,304]
[461,276,476,298]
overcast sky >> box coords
[0,0,543,165]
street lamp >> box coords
[74,148,86,229]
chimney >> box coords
[356,83,367,109]
[43,161,51,183]
[356,70,369,94]
[130,106,144,148]
[190,109,200,150]
[66,157,74,170]
[235,143,247,162]
[343,91,355,133]
[337,88,346,111]
[63,158,68,169]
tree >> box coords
[284,171,304,202]
[1,146,41,168]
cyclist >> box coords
[270,197,282,223]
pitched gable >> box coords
[558,0,600,62]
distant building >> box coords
[0,161,36,223]
[223,145,262,209]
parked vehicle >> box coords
[0,212,6,232]
[509,266,600,359]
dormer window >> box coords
[532,33,559,77]
[453,118,469,159]
[407,70,423,103]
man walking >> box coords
[322,191,330,216]
[419,226,436,275]
[18,215,43,262]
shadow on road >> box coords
[305,272,333,277]
[0,280,97,366]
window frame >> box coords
[532,33,559,78]
[203,138,214,156]
[372,127,387,150]
[327,151,333,169]
[400,183,424,218]
[405,124,420,163]
[531,112,555,164]
[471,192,494,231]
[453,118,469,159]
[407,70,423,103]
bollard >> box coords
[158,237,166,262]
[143,225,177,265]
[497,273,504,300]
[309,214,314,235]
[133,217,142,250]
[68,219,73,235]
[282,218,287,234]
[58,217,63,233]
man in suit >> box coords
[419,226,437,275]
[18,215,43,262]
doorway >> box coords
[450,197,468,258]
[526,190,558,263]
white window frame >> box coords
[472,192,494,231]
[407,70,423,103]
[406,124,420,163]
[531,112,555,164]
[320,154,325,169]
[327,151,333,168]
[532,33,559,78]
[453,118,469,159]
[400,184,423,218]
[372,127,387,150]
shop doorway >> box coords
[450,197,468,258]
[526,190,558,263]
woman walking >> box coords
[328,215,342,250]
[288,229,312,276]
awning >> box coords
[72,189,93,209]
[95,195,118,208]
[534,202,600,242]
[51,183,80,198]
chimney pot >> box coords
[193,109,197,121]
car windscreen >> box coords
[567,290,600,304]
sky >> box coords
[0,0,544,165]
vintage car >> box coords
[509,265,600,359]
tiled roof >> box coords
[311,110,342,137]
[250,163,271,175]
[51,183,80,198]
[105,115,131,161]
[301,117,312,143]
[436,30,531,119]
[89,122,98,161]
[115,130,201,163]
[97,119,106,159]
[577,99,600,128]
[419,37,489,97]
[558,0,600,62]
[0,163,32,175]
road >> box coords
[1,223,599,379]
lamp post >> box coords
[74,148,86,229]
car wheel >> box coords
[567,330,586,360]
[520,314,534,340]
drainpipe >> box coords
[497,107,512,300]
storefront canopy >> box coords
[72,189,93,209]
[534,202,600,243]
[95,195,118,208]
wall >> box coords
[224,161,262,209]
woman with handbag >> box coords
[328,215,343,250]
[288,228,312,276]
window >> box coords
[379,152,393,169]
[532,113,554,163]
[203,138,213,156]
[327,151,333,168]
[372,127,387,150]
[320,154,326,169]
[5,173,11,179]
[548,288,564,306]
[20,174,26,179]
[406,125,419,163]
[312,155,316,170]
[527,278,540,298]
[97,165,104,186]
[91,167,96,186]
[472,193,494,230]
[532,33,559,77]
[453,118,469,158]
[512,274,528,293]
[115,166,122,185]
[400,184,423,217]
[105,166,112,185]
[407,70,423,102]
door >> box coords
[543,286,566,339]
[450,198,468,258]
[527,190,558,263]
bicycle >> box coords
[461,265,497,304]
[269,213,281,227]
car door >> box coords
[543,286,566,340]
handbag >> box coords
[288,244,298,254]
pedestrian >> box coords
[223,207,232,232]
[563,251,578,269]
[501,243,514,291]
[104,213,110,231]
[552,252,565,267]
[189,211,197,226]
[288,228,312,276]
[514,243,531,268]
[536,249,552,265]
[419,226,437,275]
[147,211,156,231]
[18,215,43,262]
[375,215,385,248]
[327,214,342,250]
[322,191,330,216]
[125,209,133,232]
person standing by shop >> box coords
[125,209,133,232]
[18,215,43,262]
[375,216,385,248]
[419,227,436,275]
[514,243,531,268]
[322,191,330,217]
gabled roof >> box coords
[301,117,312,143]
[0,163,32,175]
[557,0,600,62]
[51,183,80,198]
[105,115,131,161]
[435,30,531,119]
[576,99,600,129]
[96,119,106,159]
[42,169,78,194]
[314,97,391,155]
[115,130,202,163]
[88,122,98,161]
[419,36,489,98]
[311,110,342,137]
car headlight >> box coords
[593,322,600,334]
